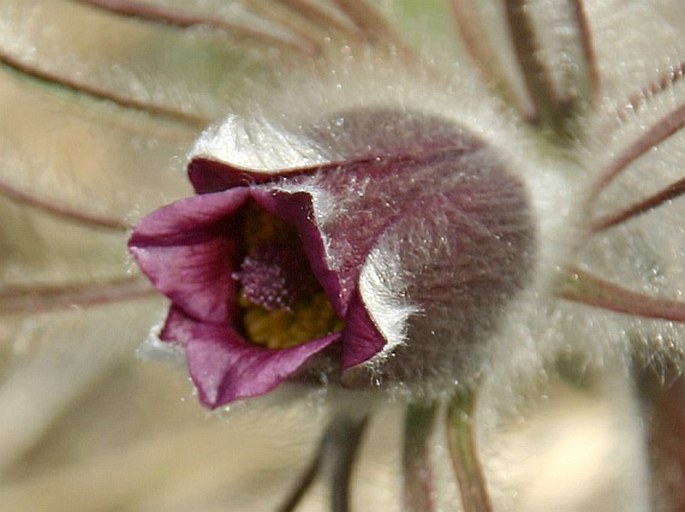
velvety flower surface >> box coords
[3,0,685,511]
[129,108,535,407]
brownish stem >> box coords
[616,60,685,123]
[570,0,600,105]
[274,0,360,37]
[276,413,369,512]
[0,47,207,128]
[589,175,685,233]
[0,276,156,315]
[588,104,685,204]
[556,266,685,322]
[277,445,321,512]
[636,363,685,512]
[0,177,130,231]
[505,0,574,134]
[446,387,492,512]
[449,0,536,123]
[76,0,315,54]
[328,415,368,512]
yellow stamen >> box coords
[241,292,344,349]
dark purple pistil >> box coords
[234,243,318,312]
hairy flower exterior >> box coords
[129,108,535,407]
[4,1,685,510]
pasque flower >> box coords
[129,108,535,406]
[2,0,685,511]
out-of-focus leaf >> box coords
[0,196,129,288]
[0,0,285,121]
[0,67,193,232]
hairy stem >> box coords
[505,0,574,134]
[556,266,685,321]
[616,60,685,122]
[449,0,536,123]
[447,386,492,512]
[589,104,685,203]
[275,0,359,37]
[75,0,315,54]
[0,276,156,315]
[402,403,438,512]
[570,0,600,105]
[328,415,369,512]
[277,447,321,512]
[0,178,130,231]
[0,48,207,129]
[589,175,685,233]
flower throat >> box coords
[233,202,343,349]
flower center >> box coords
[234,202,343,349]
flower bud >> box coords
[129,108,536,407]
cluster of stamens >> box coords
[233,202,343,349]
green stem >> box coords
[446,387,492,512]
[402,403,438,512]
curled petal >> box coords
[341,291,387,369]
[187,325,340,407]
[159,306,197,347]
[128,189,249,323]
[249,188,344,313]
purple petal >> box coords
[160,306,197,346]
[186,325,341,407]
[249,189,344,314]
[128,189,249,323]
[186,111,486,317]
[286,111,490,316]
[188,157,318,194]
[340,291,386,368]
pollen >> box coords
[241,292,344,349]
[235,202,343,349]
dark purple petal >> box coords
[186,325,341,407]
[189,109,473,195]
[340,291,386,368]
[188,157,318,194]
[128,189,249,323]
[250,189,344,314]
[286,111,488,317]
[186,109,535,381]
